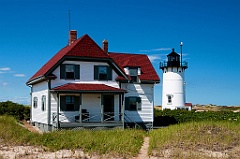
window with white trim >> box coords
[66,96,75,111]
[60,96,80,111]
[94,65,112,80]
[42,95,46,111]
[125,97,141,111]
[65,65,75,79]
[60,64,80,80]
[129,67,138,82]
[33,97,38,108]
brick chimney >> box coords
[69,30,77,45]
[102,39,108,54]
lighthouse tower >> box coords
[160,46,188,110]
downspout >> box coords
[47,80,51,131]
[28,85,33,124]
[118,93,121,121]
[56,92,60,129]
[121,93,125,129]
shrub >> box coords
[154,109,240,126]
[0,101,30,120]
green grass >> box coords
[32,129,144,157]
[0,116,35,145]
[2,115,240,158]
[0,115,145,157]
[149,121,240,158]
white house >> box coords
[26,30,160,132]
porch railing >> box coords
[52,112,123,124]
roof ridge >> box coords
[109,52,147,56]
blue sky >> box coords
[0,0,239,106]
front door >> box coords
[103,95,114,121]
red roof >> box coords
[53,83,126,93]
[185,103,192,107]
[27,34,160,84]
[109,52,160,82]
[27,34,110,83]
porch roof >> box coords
[52,83,127,93]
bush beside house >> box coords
[154,109,240,126]
[0,101,30,120]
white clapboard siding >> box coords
[81,94,101,122]
[51,61,120,89]
[50,93,57,124]
[31,81,49,124]
[122,83,154,122]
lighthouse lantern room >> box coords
[160,46,188,110]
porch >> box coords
[51,83,126,129]
[52,110,124,129]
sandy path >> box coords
[22,120,43,134]
[132,137,150,159]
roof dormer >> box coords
[123,67,141,83]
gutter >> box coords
[26,76,46,85]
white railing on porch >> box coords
[52,112,123,123]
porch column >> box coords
[101,104,104,122]
[79,104,82,123]
[101,94,104,122]
[79,93,82,123]
[56,93,60,129]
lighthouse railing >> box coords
[160,61,188,69]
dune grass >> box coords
[32,129,144,157]
[0,115,145,157]
[149,121,240,158]
[2,115,240,158]
[0,115,35,145]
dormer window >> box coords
[60,64,80,80]
[129,67,138,82]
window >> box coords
[168,56,179,62]
[65,65,74,79]
[42,95,46,111]
[94,65,112,80]
[167,95,172,105]
[99,66,107,80]
[60,96,80,111]
[129,68,138,82]
[66,96,74,111]
[125,97,141,111]
[60,64,80,80]
[33,97,38,108]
